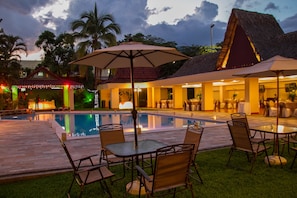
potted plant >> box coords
[289,90,296,102]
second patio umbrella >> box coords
[70,41,189,147]
[233,55,297,126]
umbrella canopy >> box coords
[233,55,297,77]
[70,41,190,147]
[233,55,297,126]
[70,41,189,68]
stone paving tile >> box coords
[0,110,296,182]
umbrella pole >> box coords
[129,56,138,149]
[276,72,280,127]
[274,72,280,156]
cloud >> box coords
[0,0,52,14]
[64,0,149,40]
[234,0,245,8]
[184,1,218,24]
[264,2,279,11]
[161,6,171,12]
[0,6,45,51]
[147,6,172,19]
[280,13,297,33]
[1,0,297,58]
[145,1,223,46]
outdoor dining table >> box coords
[250,124,297,165]
[105,139,167,195]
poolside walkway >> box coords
[0,110,296,183]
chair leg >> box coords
[191,163,203,184]
[173,188,177,198]
[245,152,251,162]
[290,150,297,169]
[109,158,129,184]
[99,180,113,198]
[99,150,104,164]
[249,154,257,173]
[226,148,234,166]
[264,147,271,167]
[189,183,195,198]
[261,142,271,167]
[287,135,290,155]
[67,176,75,197]
[78,185,84,198]
[138,176,144,198]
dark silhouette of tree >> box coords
[0,32,27,86]
[35,31,75,77]
[71,3,121,89]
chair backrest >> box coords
[183,125,204,162]
[61,142,77,171]
[231,113,251,132]
[152,144,194,193]
[99,124,125,155]
[227,120,253,152]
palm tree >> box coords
[71,3,121,89]
[0,32,27,110]
[0,34,27,85]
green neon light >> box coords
[64,114,70,133]
[11,86,18,102]
[63,85,69,107]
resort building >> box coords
[99,8,297,116]
[14,67,83,110]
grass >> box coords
[1,147,297,198]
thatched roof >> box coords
[269,31,297,58]
[169,9,297,79]
[217,8,285,68]
[170,52,219,78]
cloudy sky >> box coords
[0,0,296,60]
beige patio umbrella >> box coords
[233,55,297,126]
[70,41,189,147]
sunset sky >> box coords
[1,0,296,60]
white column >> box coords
[245,78,259,114]
[147,87,152,108]
[152,87,161,108]
[202,82,214,111]
[173,85,183,109]
[110,88,119,109]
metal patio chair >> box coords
[99,123,131,182]
[183,124,204,183]
[231,113,269,143]
[136,144,195,198]
[226,120,271,173]
[61,142,114,198]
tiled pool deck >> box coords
[0,110,296,183]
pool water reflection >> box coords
[54,113,222,137]
[0,112,223,137]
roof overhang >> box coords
[147,68,245,87]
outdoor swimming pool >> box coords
[1,111,224,137]
[54,112,223,137]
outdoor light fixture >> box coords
[210,24,215,48]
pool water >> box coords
[1,112,223,137]
[53,112,222,137]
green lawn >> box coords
[1,147,297,198]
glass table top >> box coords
[251,125,297,134]
[105,139,167,157]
